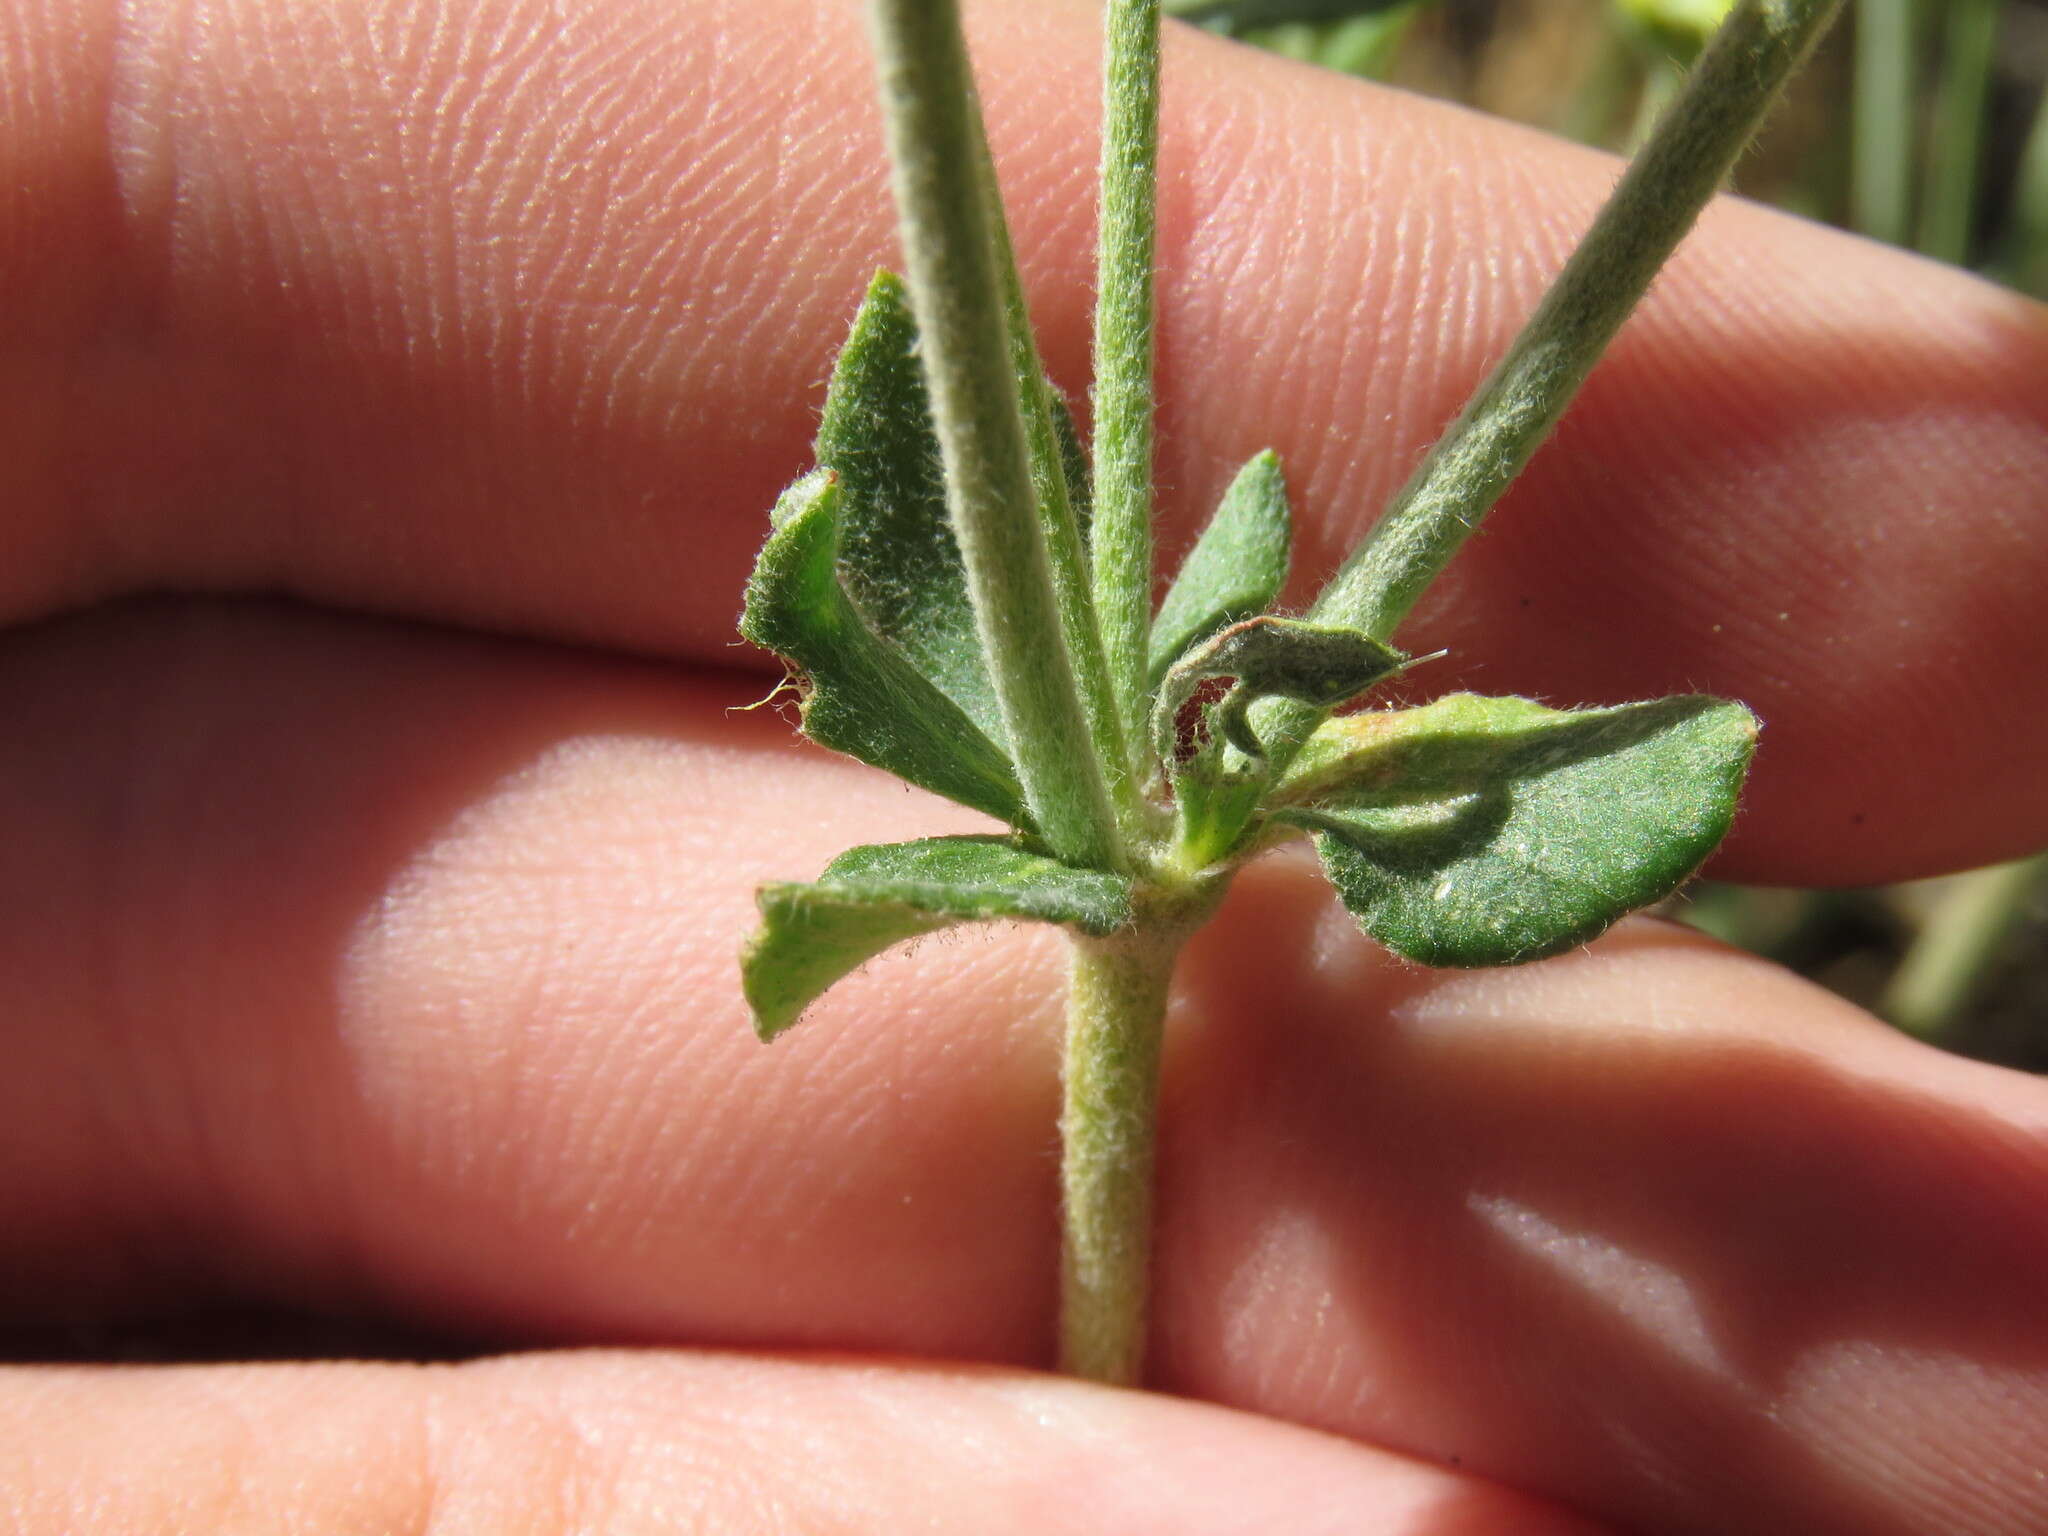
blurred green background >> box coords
[1172,0,2048,1069]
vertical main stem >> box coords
[1090,0,1164,753]
[868,0,1127,874]
[978,122,1146,837]
[1060,925,1182,1384]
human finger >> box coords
[5,597,2043,1535]
[1,1350,1608,1534]
[3,0,2045,879]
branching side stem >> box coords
[1233,0,1844,788]
[976,119,1148,838]
[1309,0,1844,646]
[1884,854,2045,1040]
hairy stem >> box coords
[1309,0,1845,645]
[1852,0,1917,245]
[977,119,1147,837]
[1060,922,1185,1384]
[868,0,1126,873]
[1224,0,1844,794]
[1090,0,1164,751]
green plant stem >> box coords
[1852,0,1916,245]
[1883,853,2045,1041]
[1091,0,1165,749]
[978,120,1147,836]
[868,0,1127,874]
[1231,0,1843,783]
[1310,0,1843,645]
[1059,921,1186,1384]
[1918,0,1998,265]
[2005,82,2048,296]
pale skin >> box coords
[4,0,2048,1530]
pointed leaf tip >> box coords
[745,887,952,1041]
[1148,449,1293,689]
[739,472,1030,828]
[743,836,1135,1039]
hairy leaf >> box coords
[1272,693,1756,966]
[820,270,1006,744]
[1148,449,1293,690]
[745,894,953,1043]
[745,836,1135,1038]
[740,471,1029,827]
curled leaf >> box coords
[1153,616,1406,764]
[1272,692,1757,966]
[1147,449,1293,689]
[740,471,1029,828]
[744,836,1134,1038]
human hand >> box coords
[4,1,2046,1531]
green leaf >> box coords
[745,893,952,1044]
[1154,615,1406,764]
[1147,449,1293,690]
[1170,734,1268,869]
[817,836,1133,929]
[744,835,1135,1038]
[819,270,1006,745]
[1272,692,1756,967]
[740,471,1029,827]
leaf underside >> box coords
[744,835,1135,1038]
[1274,693,1757,967]
[819,271,1007,746]
[739,471,1029,828]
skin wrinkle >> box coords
[335,676,1064,1352]
[0,589,2042,1530]
[1158,907,2048,1534]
